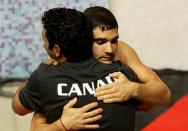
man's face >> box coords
[92,27,119,64]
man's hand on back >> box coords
[61,97,103,130]
[94,72,140,103]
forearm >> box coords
[133,78,171,106]
[32,121,64,131]
[116,42,171,105]
[31,98,103,131]
[31,113,66,131]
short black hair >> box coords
[42,7,93,62]
[83,6,118,31]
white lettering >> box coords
[105,76,113,83]
[57,75,118,96]
[97,79,106,88]
[68,83,82,96]
[57,83,68,96]
[83,83,95,95]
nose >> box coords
[104,42,113,54]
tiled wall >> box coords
[0,0,108,79]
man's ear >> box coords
[53,44,61,58]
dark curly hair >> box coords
[42,7,93,62]
[83,6,118,31]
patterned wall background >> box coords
[0,0,108,78]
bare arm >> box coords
[95,41,171,110]
[30,98,103,131]
[12,81,33,115]
[116,41,171,105]
[30,113,64,131]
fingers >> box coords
[62,100,103,130]
[95,83,114,92]
[95,86,116,97]
[82,124,100,129]
[80,102,99,112]
[82,112,103,129]
[83,108,103,119]
[103,98,121,103]
[109,71,122,79]
[83,114,102,124]
[97,93,118,101]
[64,97,77,108]
[44,59,57,65]
[109,71,128,82]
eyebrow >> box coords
[94,35,119,41]
[93,38,107,41]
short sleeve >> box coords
[19,67,42,112]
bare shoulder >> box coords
[117,41,142,65]
[118,41,132,50]
[117,41,157,82]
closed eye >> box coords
[94,39,107,45]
